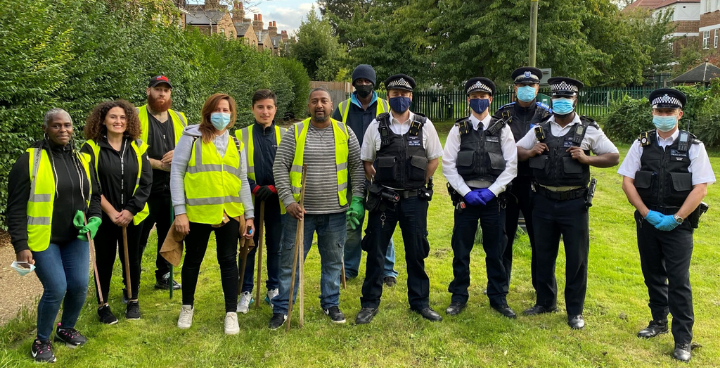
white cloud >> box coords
[248,1,319,34]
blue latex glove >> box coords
[476,188,496,205]
[655,214,680,231]
[464,189,484,206]
[644,210,663,226]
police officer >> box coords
[332,64,398,286]
[617,89,715,362]
[516,77,619,329]
[493,67,551,291]
[443,77,518,318]
[356,74,444,324]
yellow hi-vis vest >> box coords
[235,124,287,214]
[137,105,188,145]
[26,147,93,252]
[290,118,349,205]
[337,97,390,123]
[84,139,150,226]
[184,135,245,224]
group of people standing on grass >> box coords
[8,65,714,363]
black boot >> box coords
[637,319,668,338]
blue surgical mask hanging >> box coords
[469,98,490,114]
[516,86,537,103]
[11,261,35,276]
[210,112,231,130]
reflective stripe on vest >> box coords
[339,98,390,123]
[235,124,287,214]
[85,139,150,225]
[26,148,93,252]
[290,118,349,205]
[138,105,187,145]
[184,135,245,224]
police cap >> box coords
[511,67,542,85]
[649,88,686,109]
[548,77,583,97]
[465,77,495,96]
[384,74,416,92]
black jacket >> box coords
[247,122,281,190]
[7,140,102,253]
[332,93,383,148]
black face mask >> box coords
[355,84,373,98]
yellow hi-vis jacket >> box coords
[137,105,188,145]
[235,124,287,214]
[290,118,349,206]
[84,139,150,226]
[337,97,390,123]
[26,148,93,251]
[184,135,245,224]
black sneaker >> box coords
[324,306,346,324]
[383,276,397,287]
[55,326,87,348]
[155,272,182,290]
[126,301,141,320]
[98,305,118,325]
[31,339,56,363]
[268,313,287,330]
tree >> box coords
[289,6,346,81]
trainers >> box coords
[384,276,397,287]
[155,272,182,290]
[324,306,346,324]
[236,291,254,314]
[268,313,287,330]
[224,312,240,335]
[265,288,279,307]
[31,339,56,363]
[177,305,194,329]
[97,305,118,325]
[55,326,87,348]
[126,301,141,320]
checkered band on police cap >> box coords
[387,78,412,89]
[551,81,578,94]
[651,94,683,108]
[467,80,492,94]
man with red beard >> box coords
[138,75,187,290]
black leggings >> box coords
[181,219,240,313]
[94,213,143,302]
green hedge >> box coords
[0,0,310,228]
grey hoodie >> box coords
[170,125,254,219]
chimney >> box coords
[281,30,288,41]
[231,0,244,21]
[253,13,263,32]
[269,21,278,37]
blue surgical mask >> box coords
[653,115,678,132]
[210,112,231,130]
[388,96,411,113]
[11,261,35,276]
[552,98,574,115]
[516,86,537,103]
[469,98,490,114]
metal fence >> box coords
[377,86,656,122]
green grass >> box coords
[2,123,719,368]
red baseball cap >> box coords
[148,75,172,88]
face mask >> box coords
[516,86,537,103]
[210,112,231,130]
[469,98,490,114]
[552,98,574,115]
[355,84,373,98]
[11,261,36,276]
[653,115,678,132]
[388,96,411,113]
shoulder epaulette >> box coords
[638,130,654,147]
[579,116,600,129]
[455,116,472,135]
[536,101,552,112]
[410,113,426,136]
[498,102,515,110]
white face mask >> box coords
[11,261,36,276]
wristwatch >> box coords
[673,214,684,224]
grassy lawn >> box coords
[1,121,719,368]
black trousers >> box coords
[181,219,240,313]
[239,196,284,293]
[139,193,173,279]
[532,194,588,316]
[361,196,430,310]
[503,177,537,290]
[635,210,694,344]
[94,213,143,302]
[448,197,508,306]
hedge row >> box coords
[0,0,310,228]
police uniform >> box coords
[493,67,552,291]
[357,74,444,323]
[443,77,518,317]
[617,89,715,362]
[516,77,619,329]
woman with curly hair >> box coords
[170,93,254,334]
[81,99,153,324]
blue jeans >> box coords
[273,213,346,314]
[345,221,398,279]
[32,239,89,341]
[239,199,285,293]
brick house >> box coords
[624,0,701,56]
[186,10,235,39]
[699,0,720,60]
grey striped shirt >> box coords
[273,122,364,214]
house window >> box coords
[715,29,718,48]
[220,28,225,35]
[706,0,711,13]
[703,31,710,49]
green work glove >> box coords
[73,210,85,229]
[346,196,365,230]
[77,217,102,241]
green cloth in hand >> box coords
[346,196,365,230]
[77,216,102,241]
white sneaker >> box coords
[265,288,279,307]
[236,291,253,314]
[177,305,194,329]
[224,312,239,335]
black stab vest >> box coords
[454,116,506,183]
[529,118,594,187]
[373,113,428,190]
[497,102,551,177]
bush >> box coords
[603,95,653,144]
[0,0,310,228]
